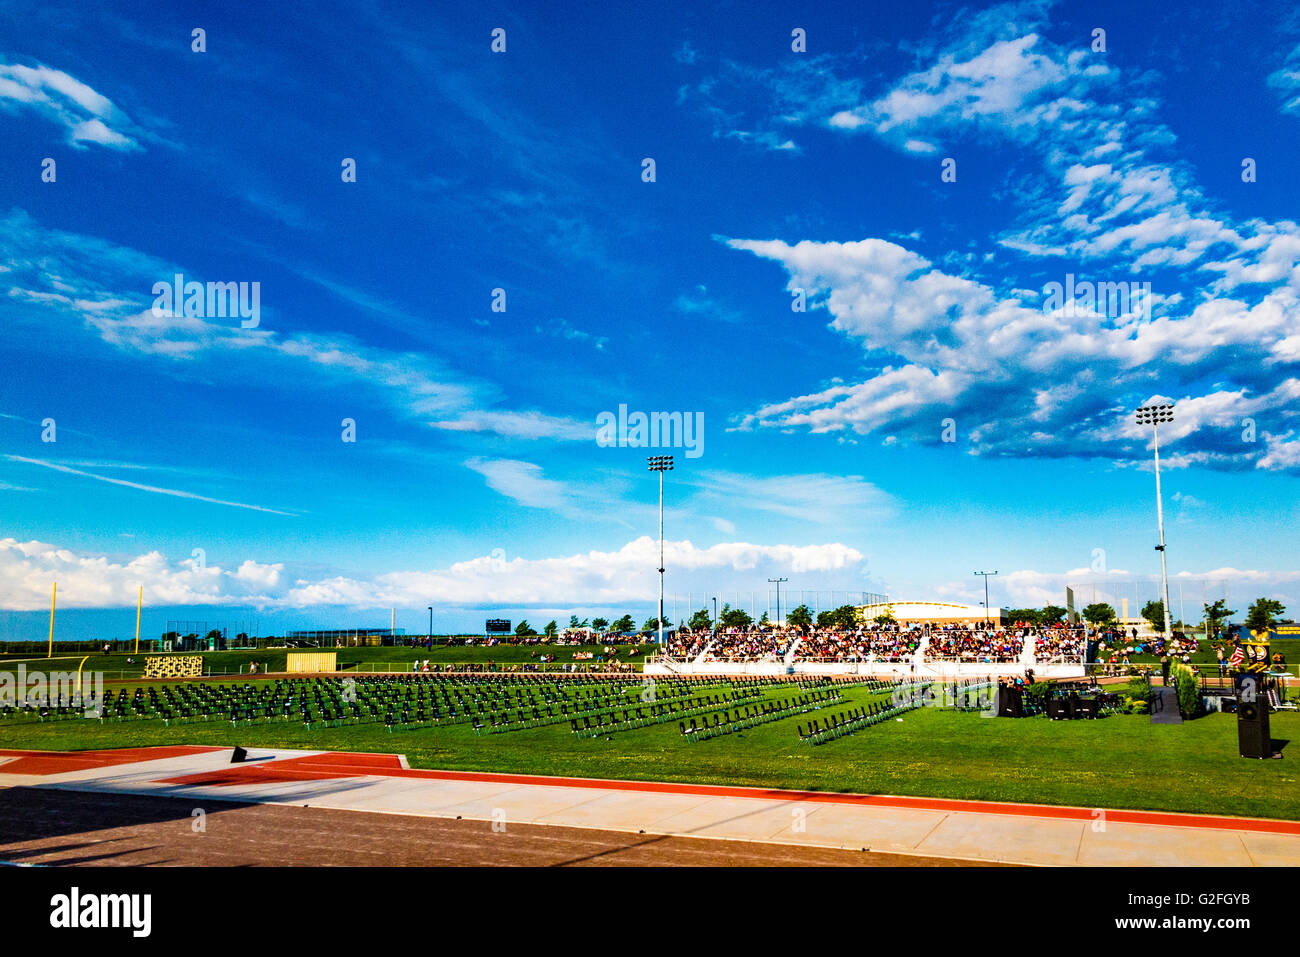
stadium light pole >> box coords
[768,578,788,627]
[974,571,998,624]
[427,606,433,645]
[712,596,718,635]
[647,455,673,647]
[1136,403,1175,641]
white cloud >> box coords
[724,228,1300,470]
[432,410,593,441]
[0,62,140,150]
[831,34,1072,145]
[0,538,285,611]
[0,536,869,610]
[465,457,572,512]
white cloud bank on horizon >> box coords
[0,536,868,611]
[2,536,1295,616]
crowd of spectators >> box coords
[663,620,1090,663]
[666,629,793,661]
[799,626,920,662]
[1021,624,1087,662]
[923,625,1023,662]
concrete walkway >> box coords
[2,746,1296,866]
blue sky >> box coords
[2,0,1298,640]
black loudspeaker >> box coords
[1219,696,1238,714]
[1074,698,1097,719]
[1047,698,1069,720]
[231,746,249,763]
[997,686,1023,717]
[1237,697,1272,759]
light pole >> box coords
[427,606,433,646]
[974,571,998,624]
[768,577,788,627]
[1136,403,1175,640]
[712,596,718,635]
[647,455,673,647]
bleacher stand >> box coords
[143,655,203,679]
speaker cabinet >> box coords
[997,686,1023,718]
[1237,697,1272,759]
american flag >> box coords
[1229,646,1245,667]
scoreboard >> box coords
[485,619,512,634]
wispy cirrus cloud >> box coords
[1270,40,1300,116]
[688,470,896,525]
[5,456,297,516]
[2,210,585,444]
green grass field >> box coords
[2,677,1296,821]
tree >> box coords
[515,620,537,637]
[161,631,179,642]
[758,611,770,627]
[642,616,662,632]
[719,605,752,629]
[1141,600,1165,633]
[786,604,812,628]
[543,620,558,638]
[569,615,589,629]
[1245,598,1285,635]
[1203,599,1235,640]
[590,617,608,631]
[1082,603,1116,626]
[205,629,222,641]
[1003,608,1040,626]
[687,608,712,631]
[816,610,835,628]
[828,604,861,629]
[611,614,635,633]
[1040,605,1067,624]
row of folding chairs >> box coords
[568,693,747,739]
[798,696,919,745]
[681,691,844,742]
[490,683,765,734]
